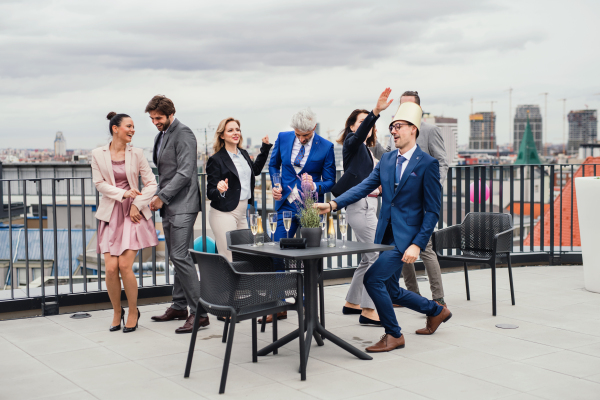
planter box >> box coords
[575,177,600,293]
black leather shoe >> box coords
[342,306,362,315]
[359,315,382,326]
[109,307,125,332]
[123,308,140,333]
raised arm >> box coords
[251,139,273,176]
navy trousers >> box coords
[364,226,443,338]
[273,202,300,241]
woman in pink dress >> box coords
[91,112,159,333]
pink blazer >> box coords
[91,143,157,223]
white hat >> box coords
[390,102,423,131]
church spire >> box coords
[514,111,542,165]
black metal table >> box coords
[229,241,394,365]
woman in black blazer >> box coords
[207,117,272,261]
[333,88,394,326]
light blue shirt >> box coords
[225,149,252,201]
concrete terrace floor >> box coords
[2,265,600,400]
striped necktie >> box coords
[294,145,306,167]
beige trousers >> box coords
[209,200,248,262]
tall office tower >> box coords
[423,115,459,165]
[54,131,67,158]
[514,105,542,153]
[567,110,597,154]
[468,112,496,150]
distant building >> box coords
[423,115,458,166]
[246,137,252,148]
[469,112,496,150]
[54,132,67,158]
[333,144,343,169]
[514,105,542,153]
[567,110,597,154]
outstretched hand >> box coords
[313,201,337,215]
[373,87,394,116]
[217,178,229,194]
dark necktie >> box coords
[395,155,407,185]
[294,145,306,167]
[156,131,165,158]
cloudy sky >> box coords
[1,0,598,150]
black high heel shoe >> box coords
[109,307,125,332]
[123,308,140,333]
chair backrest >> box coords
[461,212,513,252]
[190,250,238,310]
[226,229,274,272]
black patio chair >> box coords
[432,212,515,316]
[227,229,326,335]
[186,251,305,394]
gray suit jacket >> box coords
[152,118,201,218]
[369,121,448,182]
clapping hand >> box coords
[123,189,142,199]
[262,135,270,145]
[217,178,229,194]
[373,87,394,116]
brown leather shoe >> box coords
[435,301,448,309]
[257,311,287,324]
[175,314,210,334]
[393,304,403,308]
[366,334,405,353]
[151,307,188,322]
[415,307,452,335]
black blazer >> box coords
[331,111,379,196]
[206,142,273,212]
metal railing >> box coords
[0,162,597,313]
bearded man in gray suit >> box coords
[146,95,209,333]
[370,91,448,306]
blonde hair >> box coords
[213,117,243,153]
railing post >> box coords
[23,180,29,298]
[67,179,73,293]
[8,181,14,299]
[81,178,87,292]
[549,165,555,262]
[52,179,59,297]
[261,173,267,233]
[201,173,207,254]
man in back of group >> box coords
[370,90,449,307]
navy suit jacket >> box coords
[269,131,336,211]
[334,145,441,253]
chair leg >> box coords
[272,314,278,355]
[261,315,267,333]
[184,302,204,378]
[463,262,470,301]
[252,318,258,363]
[507,256,515,306]
[222,316,230,343]
[491,261,497,316]
[219,314,237,394]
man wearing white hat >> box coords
[315,93,452,352]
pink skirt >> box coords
[97,197,158,256]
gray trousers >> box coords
[345,197,379,309]
[402,238,445,300]
[163,213,206,316]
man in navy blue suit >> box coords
[316,98,452,352]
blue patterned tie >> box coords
[294,145,306,167]
[395,155,407,185]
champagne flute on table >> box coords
[283,211,292,239]
[250,213,259,247]
[268,212,277,245]
[320,214,327,242]
[339,213,348,248]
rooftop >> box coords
[2,264,600,399]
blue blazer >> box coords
[335,145,441,253]
[269,131,336,211]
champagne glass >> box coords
[250,213,259,247]
[339,214,348,248]
[268,212,277,245]
[320,214,327,241]
[283,211,292,238]
[273,173,282,192]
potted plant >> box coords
[292,178,322,247]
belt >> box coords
[367,194,379,198]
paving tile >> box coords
[281,369,393,400]
[528,376,600,400]
[346,387,430,400]
[406,345,511,373]
[135,350,223,377]
[572,341,600,359]
[462,335,560,361]
[0,350,54,383]
[89,376,202,400]
[203,382,317,400]
[523,350,600,378]
[401,373,518,400]
[2,371,82,399]
[103,336,190,360]
[518,327,600,349]
[37,390,99,400]
[61,361,162,391]
[5,330,98,356]
[36,346,128,372]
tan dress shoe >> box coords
[258,311,287,324]
[415,307,452,335]
[175,314,209,334]
[366,334,405,353]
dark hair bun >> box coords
[106,112,117,120]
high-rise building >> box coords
[567,110,597,154]
[423,115,459,165]
[468,112,496,150]
[514,105,542,153]
[54,131,67,158]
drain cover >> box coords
[70,312,91,319]
[496,323,518,329]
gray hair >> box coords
[290,108,317,132]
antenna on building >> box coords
[559,98,567,154]
[540,92,548,155]
[506,88,513,146]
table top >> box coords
[229,240,394,260]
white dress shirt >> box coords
[287,135,315,203]
[396,144,418,181]
[224,149,252,201]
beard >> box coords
[159,118,171,132]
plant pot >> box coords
[301,227,322,247]
[575,177,600,293]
